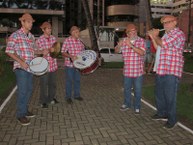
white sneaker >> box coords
[135,109,140,114]
[120,104,129,111]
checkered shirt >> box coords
[61,36,84,67]
[5,28,35,72]
[36,35,58,72]
[121,36,145,77]
[157,27,185,78]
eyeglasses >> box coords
[162,20,175,25]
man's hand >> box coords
[42,49,49,56]
[50,47,54,53]
[124,38,134,49]
[71,56,78,61]
[148,29,159,39]
[20,61,29,69]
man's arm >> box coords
[153,36,163,48]
[6,52,28,69]
[62,52,77,61]
[132,46,145,56]
[148,29,163,48]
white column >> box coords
[52,16,58,38]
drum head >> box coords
[29,57,48,75]
[73,50,97,69]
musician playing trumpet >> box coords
[115,23,145,114]
[147,15,186,129]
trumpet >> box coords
[146,28,165,36]
[159,28,165,32]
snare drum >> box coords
[73,50,99,75]
[29,57,48,76]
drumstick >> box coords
[30,57,44,66]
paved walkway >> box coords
[0,68,193,145]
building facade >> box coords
[150,0,193,17]
[150,0,193,45]
[0,0,65,39]
[105,0,139,27]
[178,8,193,45]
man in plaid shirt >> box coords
[61,26,84,104]
[5,13,38,126]
[148,15,185,129]
[115,24,145,114]
[36,22,59,108]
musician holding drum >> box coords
[35,22,59,109]
[5,13,38,126]
[115,23,145,114]
[61,26,85,104]
[148,15,186,129]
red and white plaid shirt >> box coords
[157,27,185,78]
[36,35,58,72]
[121,36,145,77]
[6,28,35,72]
[61,36,84,67]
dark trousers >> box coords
[15,69,33,118]
[155,75,179,125]
[39,71,56,104]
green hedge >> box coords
[183,53,193,73]
[0,47,15,98]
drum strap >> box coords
[79,39,87,50]
[67,51,73,63]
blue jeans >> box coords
[39,71,56,104]
[155,75,179,125]
[65,67,81,99]
[123,75,143,110]
[15,69,33,118]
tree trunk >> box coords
[147,0,152,29]
[81,0,99,53]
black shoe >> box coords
[50,98,59,104]
[151,114,167,121]
[26,111,35,118]
[41,103,48,108]
[163,122,176,130]
[74,97,83,101]
[66,98,73,104]
[17,117,30,126]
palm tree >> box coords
[81,0,99,53]
[146,0,152,29]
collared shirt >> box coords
[5,28,35,72]
[157,27,185,78]
[120,36,145,77]
[61,36,84,67]
[36,35,58,72]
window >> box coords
[100,48,109,53]
[110,49,115,54]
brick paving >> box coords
[0,68,193,145]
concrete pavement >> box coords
[0,68,193,145]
